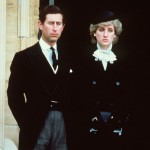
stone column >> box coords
[0,0,6,149]
[18,0,29,38]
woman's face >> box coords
[94,25,115,49]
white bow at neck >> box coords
[92,43,117,64]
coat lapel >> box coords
[26,42,70,100]
[28,42,55,74]
[27,43,57,99]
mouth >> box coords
[51,34,58,37]
[103,39,108,42]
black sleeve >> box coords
[7,52,27,129]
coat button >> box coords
[116,81,120,86]
[92,81,96,85]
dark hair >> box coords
[39,5,65,24]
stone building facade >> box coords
[0,0,39,149]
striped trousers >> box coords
[34,111,67,150]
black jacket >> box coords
[7,42,72,150]
[70,43,136,150]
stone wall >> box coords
[0,0,39,149]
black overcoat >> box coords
[72,44,136,150]
[7,42,72,150]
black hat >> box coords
[92,10,117,24]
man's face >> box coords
[38,13,65,45]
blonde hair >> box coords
[89,19,123,44]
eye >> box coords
[108,28,114,32]
[98,28,104,32]
[56,22,62,26]
[48,22,54,25]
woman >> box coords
[81,10,135,150]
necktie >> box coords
[50,47,57,69]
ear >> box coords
[61,23,65,31]
[38,20,43,31]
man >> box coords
[7,5,72,150]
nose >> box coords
[52,23,58,30]
[103,31,108,37]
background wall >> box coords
[1,0,39,149]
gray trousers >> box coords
[34,111,67,150]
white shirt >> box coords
[39,37,58,74]
[93,43,117,71]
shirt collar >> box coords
[97,43,112,54]
[39,37,57,51]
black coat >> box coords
[71,44,136,150]
[7,42,72,150]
